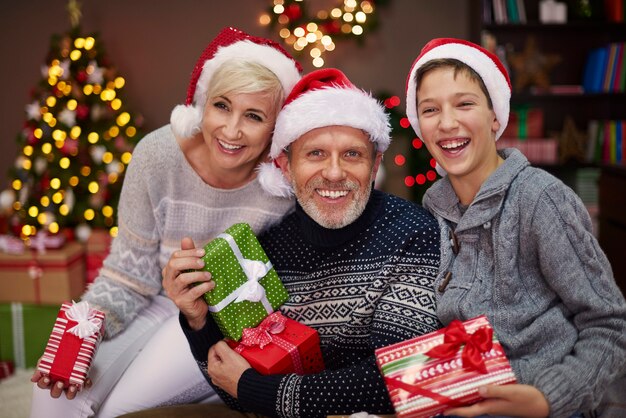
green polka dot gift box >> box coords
[199,223,289,341]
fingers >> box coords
[50,381,65,398]
[181,237,196,251]
[36,375,51,389]
[31,370,43,383]
[65,385,79,400]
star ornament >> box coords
[508,36,561,93]
[558,116,588,163]
[58,109,77,127]
[25,101,41,121]
[87,60,104,85]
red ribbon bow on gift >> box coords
[425,319,493,374]
[240,311,286,349]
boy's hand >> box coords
[444,384,549,418]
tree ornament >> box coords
[558,116,588,163]
[260,0,390,67]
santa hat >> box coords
[170,27,302,138]
[258,68,391,198]
[405,37,511,143]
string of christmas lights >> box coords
[381,93,439,201]
[259,0,385,67]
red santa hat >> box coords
[258,68,391,197]
[405,37,511,142]
[170,27,302,138]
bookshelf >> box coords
[470,0,626,284]
[471,0,626,164]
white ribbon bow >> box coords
[65,301,102,339]
[234,258,271,303]
[207,232,273,313]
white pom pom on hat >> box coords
[170,27,302,139]
[257,68,391,198]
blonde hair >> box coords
[206,60,285,114]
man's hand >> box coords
[444,384,549,418]
[162,237,214,330]
[207,341,252,398]
[30,368,92,400]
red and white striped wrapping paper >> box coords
[37,302,105,390]
[375,315,517,418]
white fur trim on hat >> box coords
[257,162,293,198]
[270,86,391,159]
[405,41,511,141]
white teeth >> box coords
[218,140,243,150]
[441,139,469,149]
[317,190,349,199]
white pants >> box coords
[29,296,219,418]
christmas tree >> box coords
[1,1,143,242]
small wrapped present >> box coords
[200,223,288,341]
[502,105,544,139]
[0,360,14,380]
[0,241,85,304]
[226,311,324,375]
[375,315,517,418]
[86,229,112,284]
[37,301,105,390]
[0,302,60,368]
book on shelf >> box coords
[587,119,625,164]
[582,43,626,94]
[485,0,527,24]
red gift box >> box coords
[37,301,105,390]
[86,229,112,284]
[502,106,544,139]
[0,360,14,380]
[227,311,324,375]
[375,315,517,418]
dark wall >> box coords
[0,0,471,199]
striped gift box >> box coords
[375,315,517,418]
[37,301,105,390]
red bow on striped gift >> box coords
[240,311,286,349]
[425,319,493,374]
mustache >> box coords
[307,179,359,191]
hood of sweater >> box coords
[423,148,530,233]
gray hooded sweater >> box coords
[423,148,626,418]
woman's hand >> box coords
[30,365,91,400]
[207,341,252,398]
[444,384,549,418]
[162,237,214,330]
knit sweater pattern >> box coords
[183,190,441,418]
[423,148,626,418]
[81,125,294,337]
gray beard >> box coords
[294,179,372,229]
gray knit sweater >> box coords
[81,125,295,337]
[423,148,626,418]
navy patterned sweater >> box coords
[181,190,441,417]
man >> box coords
[159,68,441,418]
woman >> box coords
[30,26,301,418]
